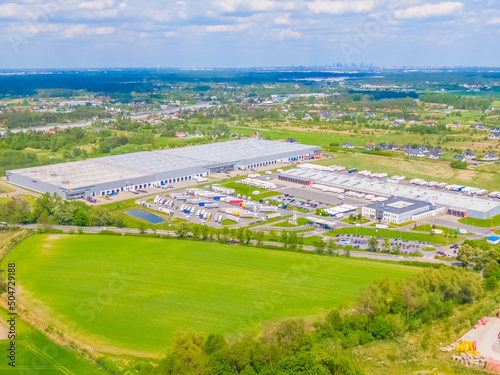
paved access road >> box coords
[462,317,500,360]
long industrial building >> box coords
[279,168,500,220]
[6,139,320,200]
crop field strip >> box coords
[5,234,417,356]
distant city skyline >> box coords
[2,0,500,69]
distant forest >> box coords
[2,69,500,98]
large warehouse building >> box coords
[279,168,500,220]
[7,139,320,200]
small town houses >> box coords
[489,132,500,140]
[483,152,499,161]
[406,147,427,157]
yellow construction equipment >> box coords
[456,341,479,355]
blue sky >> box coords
[1,0,500,69]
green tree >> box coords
[451,159,467,169]
[280,231,288,248]
[326,238,337,255]
[36,212,53,233]
[368,316,390,339]
[368,236,378,252]
[457,244,479,267]
[288,232,298,250]
[254,231,264,245]
[392,244,401,255]
[169,332,208,375]
[243,229,253,245]
[383,238,391,252]
[314,239,326,253]
[175,222,190,238]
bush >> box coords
[451,159,467,169]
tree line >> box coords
[137,267,485,375]
[0,193,123,228]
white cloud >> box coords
[61,25,115,38]
[165,31,177,37]
[488,17,500,24]
[0,3,34,19]
[214,0,297,13]
[274,13,290,25]
[205,23,251,32]
[78,0,116,10]
[278,28,300,39]
[307,1,376,15]
[395,2,464,19]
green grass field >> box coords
[459,214,500,228]
[0,183,15,194]
[221,182,280,201]
[413,224,473,236]
[0,308,104,374]
[5,234,417,357]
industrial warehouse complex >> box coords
[279,167,500,220]
[6,139,321,200]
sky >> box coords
[1,0,500,69]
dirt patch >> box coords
[0,319,9,340]
[42,243,53,248]
[46,234,64,240]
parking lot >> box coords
[137,187,291,228]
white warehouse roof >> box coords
[281,168,500,216]
[7,139,319,191]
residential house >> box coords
[489,132,500,140]
[365,142,375,150]
[378,142,388,149]
[406,148,426,157]
[428,150,441,159]
[461,150,477,160]
[483,152,499,161]
[303,114,313,120]
[453,155,466,162]
[388,143,398,150]
[475,123,485,130]
[417,146,429,154]
[426,120,438,126]
[285,138,299,144]
[342,142,354,149]
[490,127,500,133]
[399,144,410,152]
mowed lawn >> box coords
[7,235,416,357]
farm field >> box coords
[5,234,417,357]
[0,308,104,374]
[314,152,500,191]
